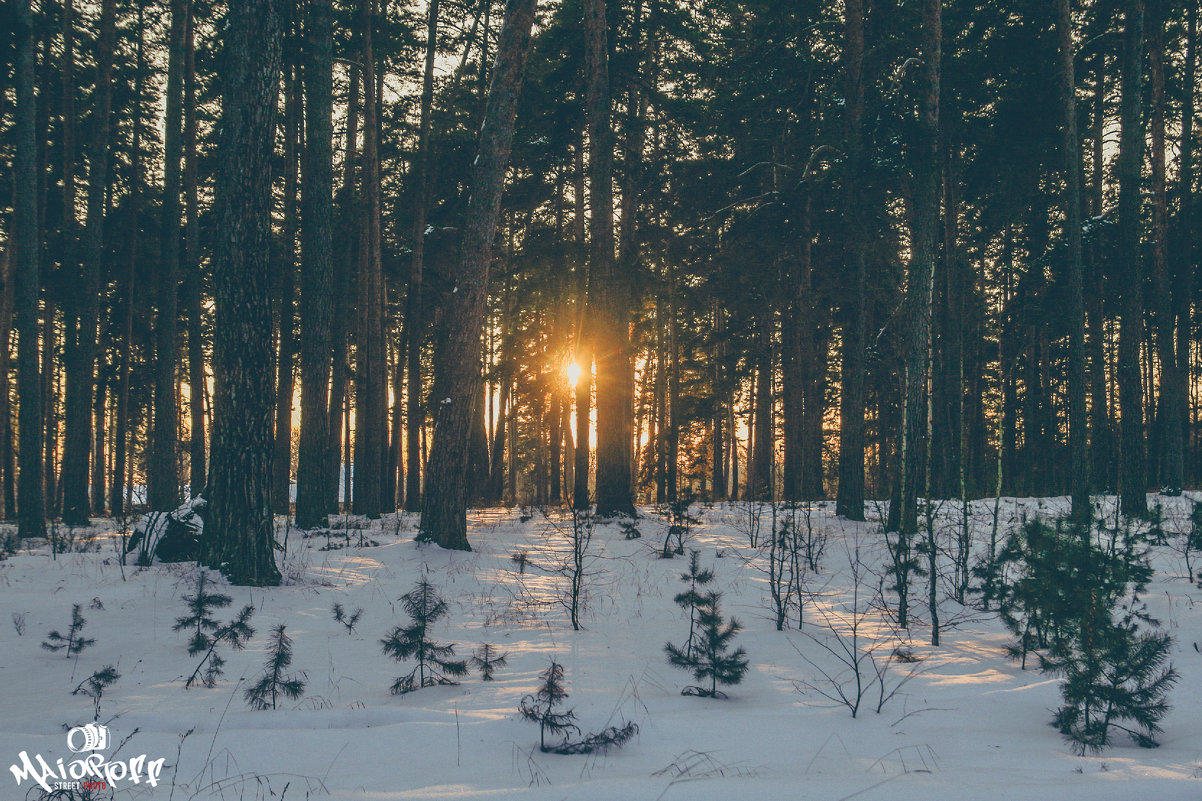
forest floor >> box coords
[1,495,1200,800]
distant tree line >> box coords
[0,0,1198,577]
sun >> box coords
[566,362,583,385]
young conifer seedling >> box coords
[666,591,749,698]
[518,660,638,754]
[184,605,256,688]
[519,660,579,751]
[673,551,715,660]
[332,602,363,635]
[472,643,508,681]
[380,577,467,694]
[174,572,233,656]
[73,665,120,720]
[42,604,96,658]
[245,624,307,710]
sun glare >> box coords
[566,362,583,385]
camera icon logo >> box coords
[66,723,109,752]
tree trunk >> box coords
[41,302,57,516]
[271,46,301,513]
[1175,5,1197,486]
[417,0,539,549]
[896,0,940,629]
[14,0,43,538]
[1117,0,1147,517]
[666,276,680,501]
[62,0,114,523]
[1055,0,1089,517]
[836,0,867,521]
[295,0,336,529]
[1088,52,1113,493]
[584,0,635,518]
[750,316,773,500]
[183,0,206,501]
[352,0,386,518]
[572,139,592,510]
[203,0,284,586]
[59,0,89,525]
[711,302,726,500]
[1148,3,1181,492]
[113,6,145,518]
[0,250,15,520]
[92,375,106,517]
[149,0,187,510]
[403,0,440,513]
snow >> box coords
[2,496,1200,800]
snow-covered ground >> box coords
[2,496,1200,800]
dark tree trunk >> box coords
[488,384,510,503]
[1088,52,1113,493]
[112,7,145,518]
[584,0,635,518]
[183,0,206,501]
[0,250,15,520]
[711,303,726,500]
[14,0,44,538]
[63,0,114,524]
[272,51,301,514]
[467,376,490,504]
[352,0,386,518]
[387,338,404,510]
[666,276,680,501]
[203,0,284,586]
[41,302,57,516]
[417,0,538,549]
[896,0,940,630]
[92,376,106,516]
[404,0,440,514]
[836,0,867,521]
[1055,0,1088,517]
[1148,3,1181,493]
[1117,0,1147,517]
[326,52,359,516]
[1175,6,1197,486]
[294,0,335,529]
[618,0,651,499]
[59,0,88,525]
[782,266,804,500]
[750,317,773,500]
[149,0,188,510]
[797,220,828,501]
[572,139,592,511]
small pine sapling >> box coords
[662,494,699,557]
[665,591,749,698]
[518,661,637,754]
[620,521,641,540]
[673,551,715,659]
[73,665,120,720]
[472,643,508,681]
[510,551,530,574]
[332,602,363,635]
[380,577,468,694]
[42,604,96,658]
[245,624,307,710]
[1043,609,1177,752]
[520,661,578,751]
[173,572,233,656]
[185,605,256,688]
